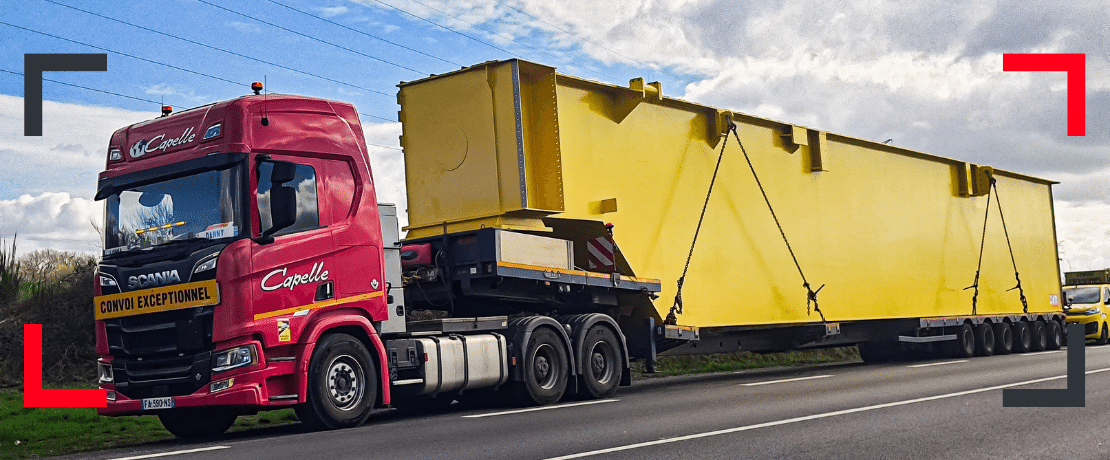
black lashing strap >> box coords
[668,117,826,324]
[965,176,1028,315]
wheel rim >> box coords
[532,344,559,390]
[589,340,616,386]
[327,354,365,411]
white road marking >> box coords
[907,360,969,368]
[109,446,230,460]
[463,399,618,418]
[1019,350,1063,356]
[741,375,832,386]
[543,367,1110,460]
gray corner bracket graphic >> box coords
[24,53,107,136]
[1003,323,1085,407]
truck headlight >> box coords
[212,345,256,373]
[99,274,118,287]
[98,361,114,384]
[193,253,219,274]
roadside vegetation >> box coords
[0,236,861,458]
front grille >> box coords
[104,305,215,399]
[104,306,214,356]
[112,352,212,399]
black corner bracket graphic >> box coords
[1003,323,1085,407]
[24,53,107,136]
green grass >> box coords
[0,388,299,459]
[631,347,860,378]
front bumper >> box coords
[98,347,301,416]
[1064,312,1104,338]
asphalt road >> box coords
[64,344,1110,460]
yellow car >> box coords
[1064,285,1110,344]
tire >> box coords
[974,323,995,357]
[513,327,569,406]
[993,322,1013,355]
[1045,320,1063,350]
[578,326,621,399]
[1030,321,1048,351]
[1097,322,1109,346]
[1012,321,1032,353]
[295,333,376,430]
[949,323,976,358]
[158,408,237,438]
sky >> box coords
[0,0,1107,273]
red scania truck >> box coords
[94,60,1064,437]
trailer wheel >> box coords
[1011,321,1032,353]
[296,333,376,430]
[514,327,568,406]
[157,408,237,438]
[1045,321,1063,350]
[1097,322,1109,345]
[948,323,975,358]
[1030,321,1048,351]
[578,326,620,399]
[973,323,995,357]
[992,323,1013,355]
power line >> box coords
[194,0,429,76]
[41,0,390,97]
[403,0,568,65]
[263,0,464,68]
[0,21,244,87]
[494,1,639,66]
[0,68,162,105]
[361,0,520,57]
[359,112,395,123]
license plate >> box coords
[141,397,174,410]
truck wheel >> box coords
[973,323,995,357]
[1097,322,1109,345]
[158,408,237,438]
[992,322,1013,355]
[1045,321,1063,350]
[1030,321,1047,351]
[514,327,568,406]
[1011,322,1032,353]
[949,323,975,358]
[296,333,376,430]
[578,326,620,399]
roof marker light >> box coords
[161,106,172,117]
[108,148,121,161]
[203,123,222,140]
[251,82,263,95]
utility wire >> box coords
[0,21,244,87]
[194,0,428,75]
[362,0,520,57]
[0,68,161,105]
[41,0,390,97]
[263,0,464,68]
[403,0,567,65]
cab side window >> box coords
[257,162,319,236]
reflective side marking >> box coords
[253,291,382,321]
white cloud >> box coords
[228,21,262,33]
[142,84,208,104]
[318,6,349,18]
[0,192,102,255]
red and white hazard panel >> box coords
[587,235,616,271]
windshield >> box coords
[1064,287,1100,304]
[103,165,244,253]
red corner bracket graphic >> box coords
[1003,53,1086,136]
[23,324,106,407]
